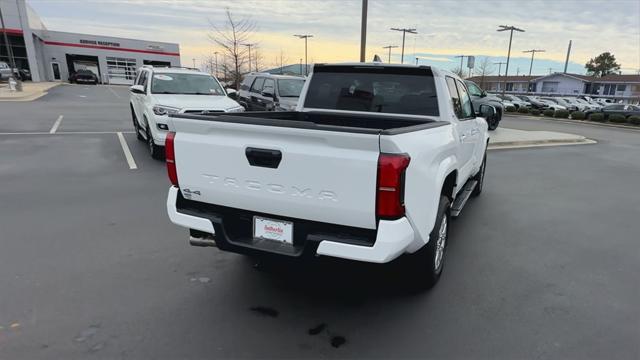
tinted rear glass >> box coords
[304,68,439,116]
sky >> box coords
[27,0,640,76]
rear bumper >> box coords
[166,186,416,263]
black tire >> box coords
[403,195,451,291]
[131,108,144,141]
[146,126,163,160]
[472,152,486,197]
[488,117,499,131]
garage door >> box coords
[106,57,136,85]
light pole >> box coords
[497,25,525,93]
[0,6,22,91]
[522,49,545,76]
[192,58,196,69]
[294,34,313,75]
[242,43,254,72]
[382,45,398,63]
[360,0,367,62]
[390,27,417,64]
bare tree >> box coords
[476,57,494,88]
[208,9,257,89]
[451,66,466,78]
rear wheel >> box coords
[403,195,451,291]
[131,108,144,141]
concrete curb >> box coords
[488,138,597,150]
[505,114,640,131]
[0,83,61,102]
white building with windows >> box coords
[1,0,180,84]
[468,72,640,102]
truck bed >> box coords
[170,111,448,135]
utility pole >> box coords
[192,58,196,69]
[563,40,572,73]
[390,27,417,64]
[242,43,254,72]
[359,0,367,62]
[294,34,313,75]
[0,5,21,91]
[299,58,302,76]
[494,61,506,91]
[455,55,468,73]
[382,45,398,63]
[497,25,525,93]
[415,57,419,65]
[523,49,545,76]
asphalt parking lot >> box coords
[1,85,639,359]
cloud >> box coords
[27,0,640,73]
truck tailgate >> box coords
[171,117,380,229]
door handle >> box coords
[246,147,282,169]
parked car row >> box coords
[487,92,611,113]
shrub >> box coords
[505,105,517,112]
[518,107,529,114]
[571,111,586,120]
[589,113,605,122]
[554,109,570,118]
[627,115,640,125]
[608,114,627,123]
[543,109,555,117]
[530,109,541,116]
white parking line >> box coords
[0,131,135,135]
[107,86,121,99]
[116,132,138,170]
[49,115,63,134]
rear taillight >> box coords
[165,131,178,187]
[376,153,410,219]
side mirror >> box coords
[130,84,145,94]
[480,91,487,98]
[478,104,496,119]
[226,88,237,99]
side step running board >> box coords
[450,180,477,217]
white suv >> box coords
[129,66,244,159]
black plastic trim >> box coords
[169,111,448,135]
[175,192,377,258]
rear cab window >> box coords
[304,66,439,116]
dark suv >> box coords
[464,80,503,130]
[238,73,305,111]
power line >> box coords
[382,45,399,63]
[390,27,417,64]
[293,34,313,75]
[522,49,545,76]
[497,25,525,93]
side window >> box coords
[455,80,474,119]
[250,77,265,93]
[240,76,254,91]
[263,78,275,94]
[445,77,462,118]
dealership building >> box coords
[1,0,180,84]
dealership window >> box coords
[106,57,137,85]
[616,84,626,92]
[505,83,514,91]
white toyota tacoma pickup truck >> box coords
[165,63,495,289]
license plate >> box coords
[253,216,293,245]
